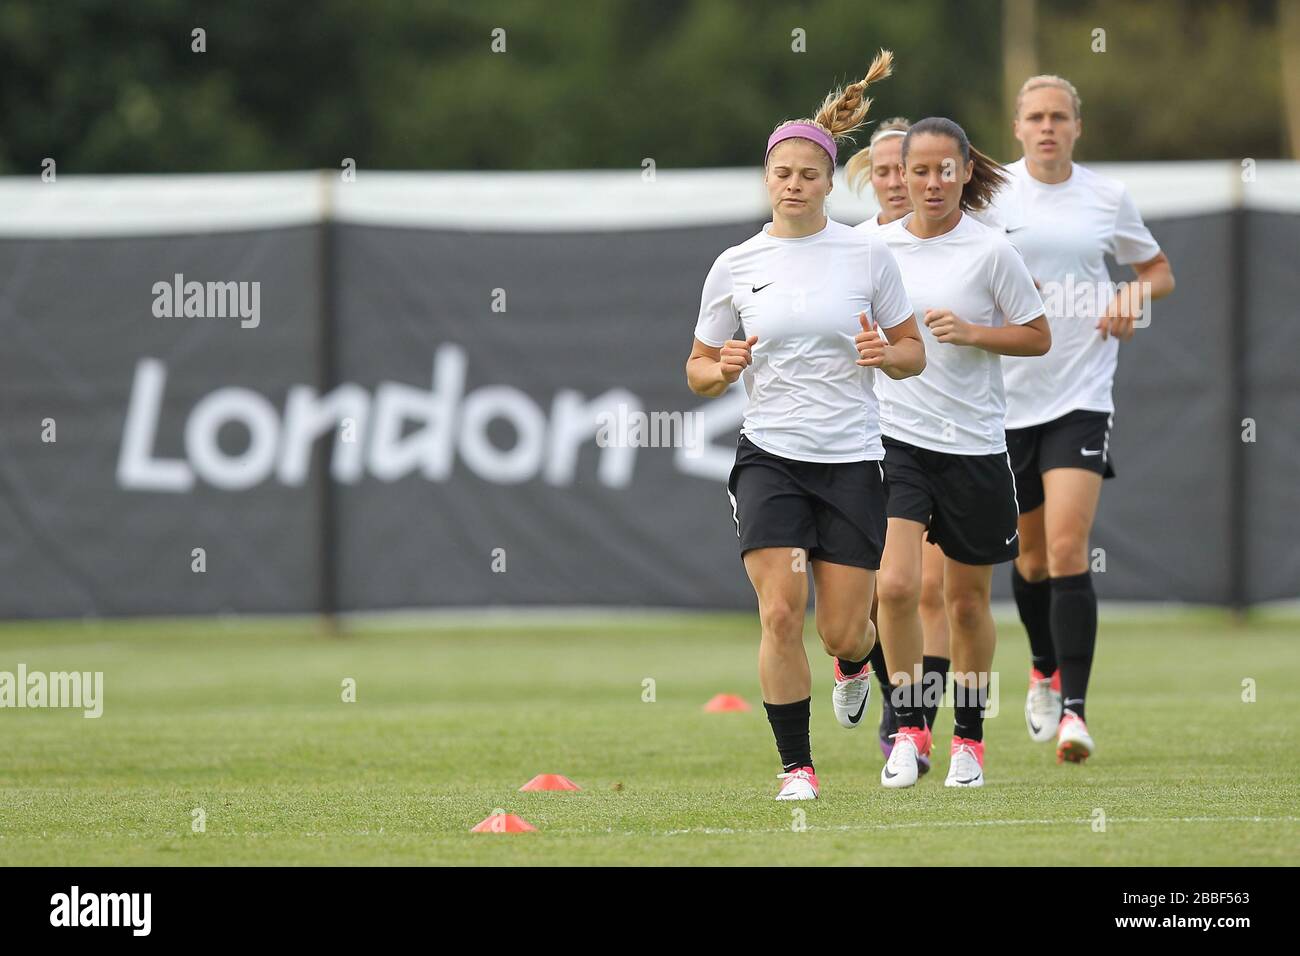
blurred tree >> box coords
[1033,0,1285,162]
[0,0,1287,174]
[1281,0,1300,156]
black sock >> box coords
[952,681,988,742]
[1012,564,1056,676]
[1051,572,1096,723]
[921,655,949,730]
[890,681,925,730]
[837,656,868,678]
[763,697,813,772]
[868,639,891,699]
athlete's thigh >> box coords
[811,559,875,633]
[743,546,809,613]
[878,516,926,599]
[1042,467,1103,545]
[942,557,994,604]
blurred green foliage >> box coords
[0,0,1287,174]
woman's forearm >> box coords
[970,321,1050,356]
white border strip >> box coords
[0,162,1294,237]
[0,171,324,237]
[332,168,772,232]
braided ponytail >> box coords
[812,49,894,141]
[767,49,894,175]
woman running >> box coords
[993,75,1175,763]
[874,117,1050,789]
[848,120,952,766]
[686,51,925,800]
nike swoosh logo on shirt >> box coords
[751,282,774,293]
[1005,225,1027,233]
[1006,532,1019,545]
[1080,447,1102,456]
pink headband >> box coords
[765,123,837,165]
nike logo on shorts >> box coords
[751,282,774,293]
[1006,532,1019,545]
[1080,447,1102,456]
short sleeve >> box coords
[967,204,1006,230]
[989,238,1045,326]
[1111,188,1162,265]
[693,253,737,347]
[868,241,915,329]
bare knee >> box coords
[919,573,945,616]
[817,617,869,660]
[945,589,989,634]
[1046,534,1089,577]
[760,601,805,645]
[1015,546,1048,583]
[877,571,921,613]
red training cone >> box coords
[470,812,537,833]
[519,773,581,791]
[704,693,752,712]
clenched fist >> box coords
[924,309,977,346]
[720,334,758,383]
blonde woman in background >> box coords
[992,75,1175,764]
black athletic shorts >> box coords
[726,434,888,570]
[1006,409,1115,514]
[881,436,1021,566]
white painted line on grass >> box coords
[647,815,1300,837]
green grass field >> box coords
[1,609,1297,865]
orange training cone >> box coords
[704,693,752,712]
[520,773,582,791]
[471,811,537,833]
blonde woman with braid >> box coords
[846,119,952,769]
[687,51,925,800]
[874,118,1050,789]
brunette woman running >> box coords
[874,117,1050,789]
[848,120,952,766]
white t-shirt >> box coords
[854,214,890,235]
[858,209,1002,233]
[991,159,1162,429]
[876,212,1045,455]
[694,218,914,463]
